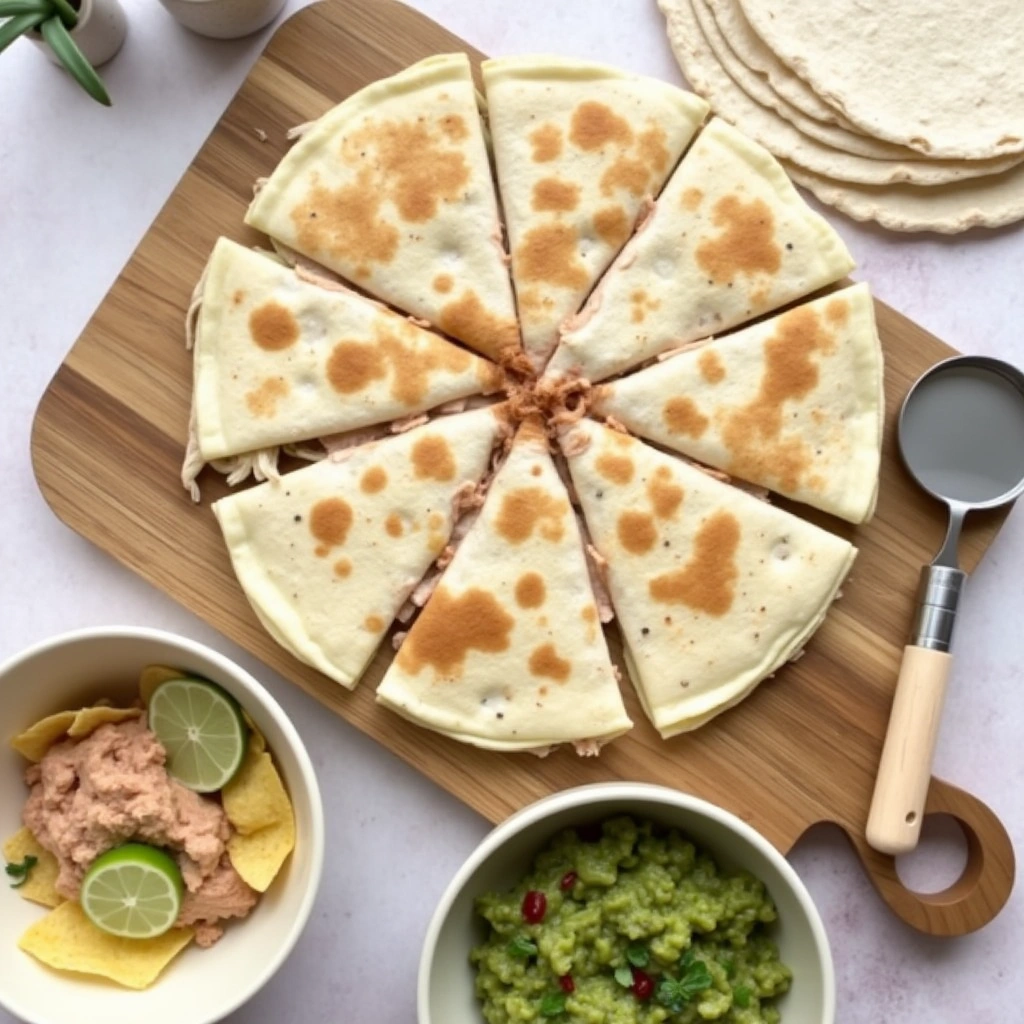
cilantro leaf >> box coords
[656,955,713,1012]
[723,955,737,980]
[657,977,686,1013]
[733,985,753,1008]
[5,855,38,889]
[507,936,538,958]
[677,957,712,1001]
[626,943,649,968]
[614,965,634,988]
[539,992,566,1017]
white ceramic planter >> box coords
[158,0,287,39]
[31,0,126,68]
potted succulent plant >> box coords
[0,0,126,105]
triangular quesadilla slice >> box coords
[192,238,504,466]
[561,418,855,737]
[591,283,884,523]
[544,117,855,383]
[245,53,521,363]
[482,56,708,369]
[376,417,632,754]
[213,405,509,690]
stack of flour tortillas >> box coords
[659,0,1024,232]
[186,52,885,755]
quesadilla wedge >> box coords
[482,56,708,369]
[591,283,884,523]
[544,117,855,383]
[192,238,504,467]
[213,405,509,689]
[245,53,521,363]
[561,418,856,737]
[376,417,632,754]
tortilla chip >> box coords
[9,711,77,761]
[3,827,63,908]
[222,748,290,836]
[243,711,266,753]
[18,901,194,990]
[67,705,141,738]
[138,664,187,705]
[228,813,295,893]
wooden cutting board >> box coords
[30,0,1014,937]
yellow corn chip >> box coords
[243,711,266,753]
[18,901,194,990]
[228,812,296,893]
[9,711,77,761]
[138,664,187,705]
[222,748,290,836]
[67,705,141,738]
[3,827,63,908]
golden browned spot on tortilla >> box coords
[720,305,836,492]
[364,614,385,632]
[438,113,468,142]
[232,289,245,307]
[515,571,546,609]
[385,513,404,538]
[310,498,353,557]
[629,288,661,324]
[517,288,553,318]
[496,487,567,544]
[617,510,657,554]
[437,290,520,361]
[433,273,454,294]
[530,123,563,163]
[396,586,514,678]
[333,558,351,578]
[427,511,444,530]
[326,340,387,394]
[699,348,726,384]
[411,435,456,482]
[532,178,581,213]
[245,377,289,418]
[595,451,634,485]
[531,465,542,477]
[379,327,473,407]
[570,101,633,151]
[608,429,633,447]
[663,397,709,438]
[515,224,589,291]
[648,465,684,519]
[249,301,299,351]
[649,510,740,615]
[360,466,388,494]
[681,187,704,212]
[695,195,781,285]
[594,205,631,248]
[582,605,597,623]
[529,642,571,683]
[825,297,849,326]
[638,125,670,173]
[600,157,651,198]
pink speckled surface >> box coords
[0,1,1020,1021]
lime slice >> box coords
[80,843,184,939]
[148,678,248,792]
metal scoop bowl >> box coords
[867,355,1024,855]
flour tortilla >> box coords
[561,419,856,737]
[192,238,503,464]
[482,55,708,369]
[658,0,1024,185]
[376,418,632,753]
[738,0,1024,160]
[213,406,508,689]
[786,161,1024,233]
[245,54,520,362]
[592,283,884,523]
[545,117,854,384]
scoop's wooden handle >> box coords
[866,645,952,855]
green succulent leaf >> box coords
[39,14,110,105]
[613,965,634,988]
[626,943,649,968]
[0,9,46,53]
[48,0,78,28]
[0,0,51,18]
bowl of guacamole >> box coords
[418,784,833,1024]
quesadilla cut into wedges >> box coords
[213,405,509,689]
[591,283,884,523]
[544,117,855,384]
[192,237,504,466]
[245,53,521,364]
[561,418,855,737]
[376,417,632,754]
[482,55,708,369]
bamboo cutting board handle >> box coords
[867,646,952,855]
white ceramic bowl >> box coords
[420,783,834,1024]
[0,627,324,1024]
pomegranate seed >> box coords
[559,871,577,891]
[521,890,547,924]
[632,969,653,1001]
[559,975,575,994]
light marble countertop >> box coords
[1,1,1021,1021]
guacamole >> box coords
[471,816,791,1023]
